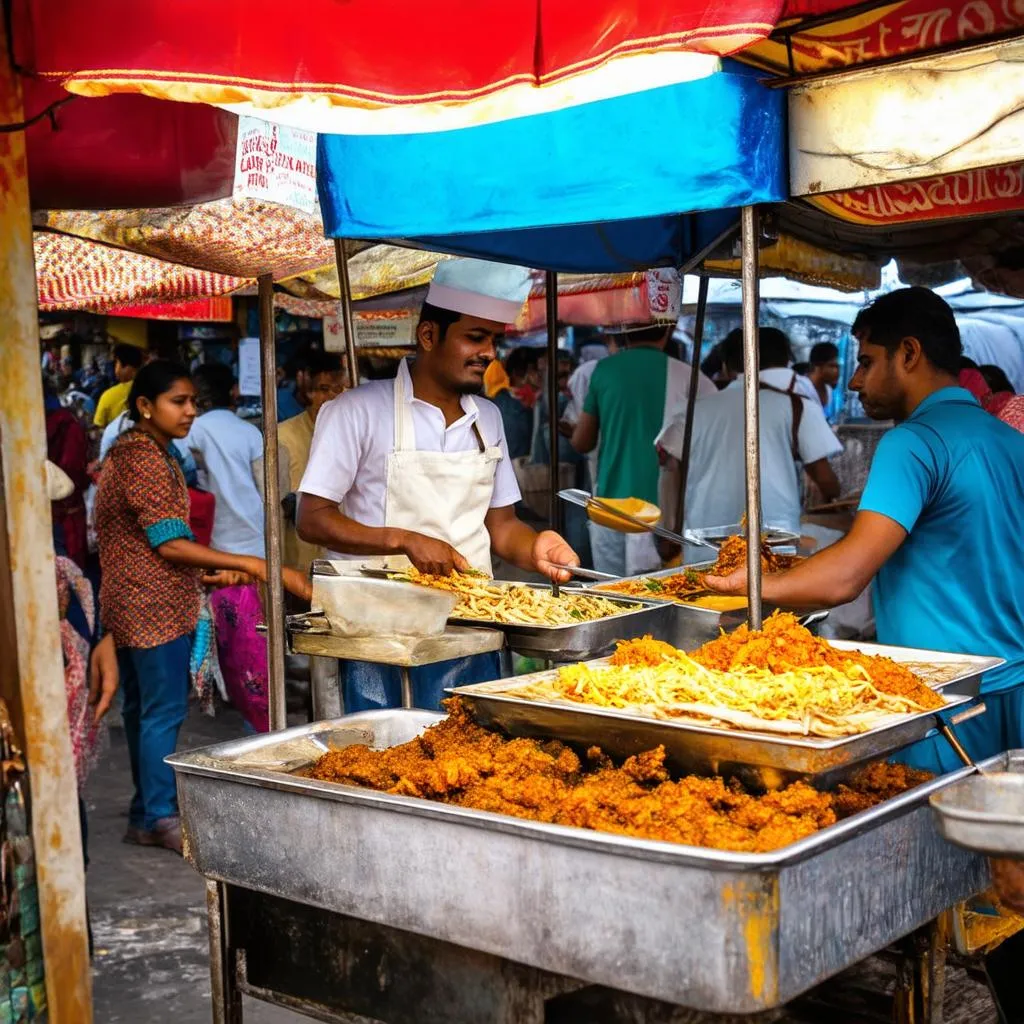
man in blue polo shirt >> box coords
[706,286,1024,773]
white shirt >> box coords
[563,359,599,427]
[300,359,521,534]
[185,409,266,557]
[761,367,819,404]
[657,369,842,538]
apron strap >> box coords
[760,381,805,462]
[393,361,417,452]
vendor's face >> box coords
[308,371,347,420]
[421,314,502,394]
[849,334,907,421]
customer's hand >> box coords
[282,567,312,602]
[703,566,747,595]
[88,634,119,725]
[202,570,254,589]
[401,531,472,576]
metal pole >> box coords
[0,20,93,1019]
[333,238,360,389]
[258,274,288,732]
[741,207,763,628]
[545,271,562,534]
[675,274,710,535]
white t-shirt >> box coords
[657,370,842,539]
[185,409,266,557]
[299,359,521,548]
[563,359,599,427]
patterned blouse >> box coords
[95,430,201,648]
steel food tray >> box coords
[931,750,1024,857]
[449,645,1000,788]
[170,710,988,1014]
[687,522,800,546]
[589,562,824,649]
[449,582,675,661]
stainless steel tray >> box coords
[931,750,1024,857]
[169,710,988,1013]
[449,583,675,661]
[449,644,1000,788]
[589,562,824,649]
[687,522,800,546]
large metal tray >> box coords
[449,644,1001,788]
[931,750,1024,857]
[449,583,675,661]
[687,522,800,546]
[169,710,988,1014]
[589,562,824,649]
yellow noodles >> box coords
[510,652,941,738]
[400,569,629,626]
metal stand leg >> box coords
[310,655,342,720]
[894,918,947,1024]
[400,667,414,709]
[207,881,243,1024]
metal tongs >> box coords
[558,488,719,553]
[938,703,990,775]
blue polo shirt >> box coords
[860,387,1024,694]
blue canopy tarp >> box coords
[317,62,786,273]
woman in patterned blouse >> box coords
[96,361,309,854]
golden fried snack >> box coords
[308,699,931,853]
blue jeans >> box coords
[118,635,191,830]
[340,652,502,713]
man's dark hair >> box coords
[417,302,462,342]
[980,363,1014,395]
[192,362,235,410]
[792,361,811,376]
[306,350,343,379]
[126,360,191,422]
[504,346,539,382]
[113,343,144,370]
[851,287,961,376]
[617,324,667,347]
[810,341,839,366]
[722,326,792,373]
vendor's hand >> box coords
[282,566,312,602]
[532,530,578,583]
[703,566,747,595]
[401,531,472,577]
[202,570,254,589]
[88,633,119,725]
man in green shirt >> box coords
[571,324,714,575]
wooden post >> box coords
[0,29,93,1021]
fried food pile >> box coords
[598,535,800,604]
[401,568,628,625]
[690,612,944,710]
[309,700,931,853]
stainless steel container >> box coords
[450,646,992,788]
[450,584,675,661]
[170,711,988,1013]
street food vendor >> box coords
[706,287,1024,773]
[296,257,578,711]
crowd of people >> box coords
[41,275,1024,862]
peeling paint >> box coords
[0,19,93,1022]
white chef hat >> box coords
[425,257,533,324]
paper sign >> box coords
[234,116,318,213]
[323,309,416,350]
[237,337,262,397]
[646,268,682,322]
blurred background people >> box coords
[93,343,143,429]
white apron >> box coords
[384,369,502,575]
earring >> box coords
[144,412,151,419]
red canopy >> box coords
[14,0,780,127]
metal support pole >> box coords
[258,274,288,732]
[0,20,93,1020]
[310,656,342,720]
[207,881,243,1024]
[741,206,763,628]
[333,238,360,389]
[545,270,562,533]
[674,274,710,534]
[400,667,414,709]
